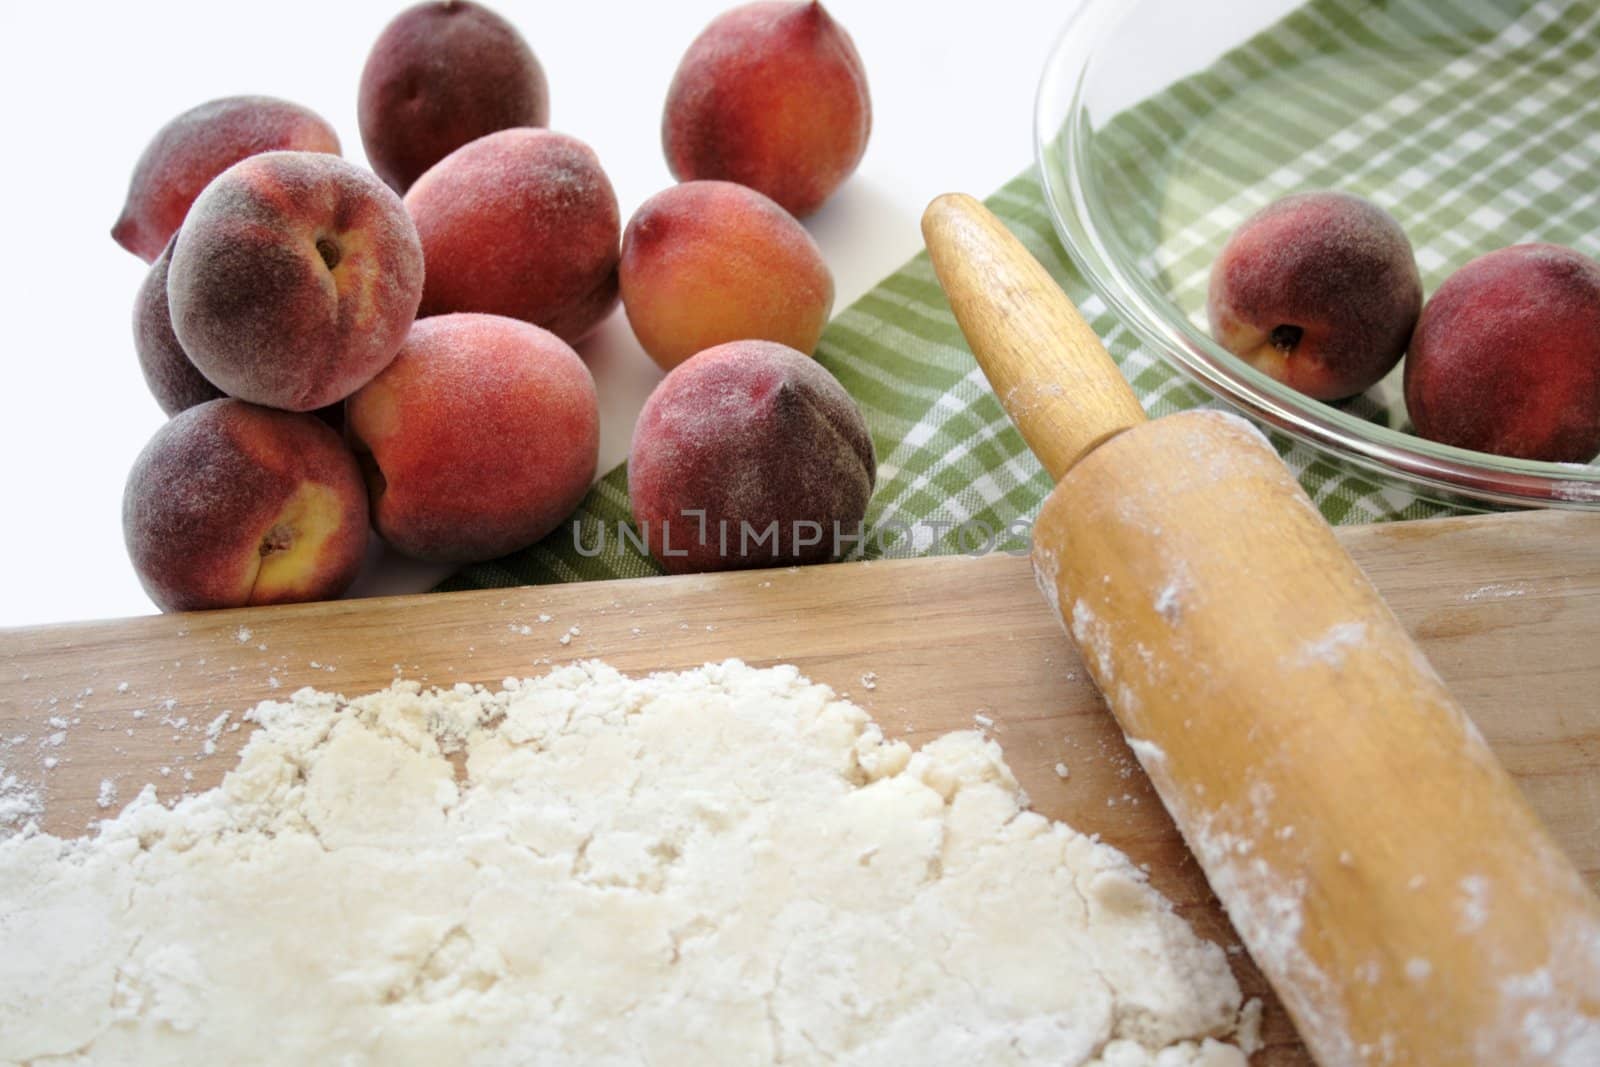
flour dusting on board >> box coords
[0,660,1253,1065]
[0,761,42,837]
[1463,582,1529,602]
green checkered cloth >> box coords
[442,0,1600,591]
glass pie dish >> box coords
[1036,0,1600,509]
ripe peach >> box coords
[134,239,224,416]
[663,1,871,218]
[620,181,834,371]
[122,399,369,612]
[1405,244,1600,463]
[168,151,424,412]
[628,340,875,574]
[112,96,340,263]
[405,128,620,342]
[346,313,599,563]
[358,0,549,194]
[1207,191,1422,401]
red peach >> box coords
[358,0,549,194]
[112,96,340,263]
[663,1,871,218]
[134,239,224,416]
[1405,243,1600,463]
[168,151,424,412]
[620,181,834,371]
[1207,191,1422,401]
[628,340,875,575]
[346,313,600,562]
[122,399,369,612]
[134,242,345,422]
[405,129,620,343]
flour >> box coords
[0,660,1249,1065]
[0,763,42,837]
[1295,621,1368,668]
[1458,875,1491,934]
[1463,582,1528,602]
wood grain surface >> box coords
[3,509,1598,1065]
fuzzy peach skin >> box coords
[1207,190,1422,401]
[135,240,344,421]
[405,128,620,343]
[122,399,369,612]
[620,181,834,371]
[346,313,599,563]
[168,151,424,412]
[358,0,549,194]
[628,340,875,575]
[663,1,870,218]
[1405,243,1600,463]
[112,96,340,263]
[134,238,224,415]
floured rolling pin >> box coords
[922,193,1600,1066]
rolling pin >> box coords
[921,193,1600,1066]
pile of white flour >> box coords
[0,660,1251,1065]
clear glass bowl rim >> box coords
[1032,0,1600,511]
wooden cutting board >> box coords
[3,508,1598,1065]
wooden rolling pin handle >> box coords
[922,192,1600,1066]
[922,193,1147,481]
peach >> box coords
[112,96,340,263]
[620,181,834,371]
[358,0,549,194]
[662,1,870,218]
[122,399,369,612]
[628,340,875,574]
[1207,191,1422,401]
[1405,244,1600,463]
[134,239,224,416]
[168,151,424,412]
[405,129,620,343]
[346,313,599,562]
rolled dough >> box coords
[0,659,1251,1064]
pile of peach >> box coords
[113,0,877,613]
[1208,191,1600,464]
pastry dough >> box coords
[0,660,1249,1065]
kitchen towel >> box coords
[442,0,1600,590]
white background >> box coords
[0,0,1103,626]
